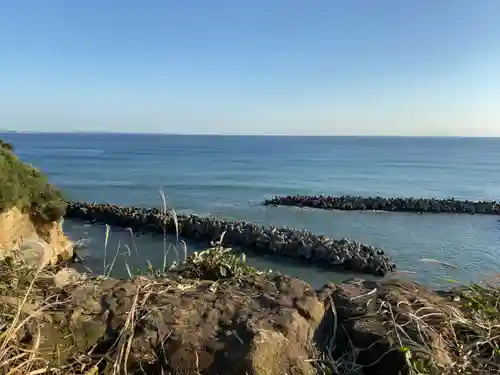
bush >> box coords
[0,140,66,222]
[172,244,261,280]
[0,140,13,151]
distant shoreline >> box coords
[1,131,499,138]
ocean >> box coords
[3,132,500,288]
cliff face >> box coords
[0,207,73,267]
[0,139,73,267]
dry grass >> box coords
[2,249,499,375]
[0,220,258,374]
[98,189,258,282]
[0,259,59,374]
[315,277,500,375]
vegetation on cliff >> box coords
[0,139,66,222]
[0,140,13,152]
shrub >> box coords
[0,140,66,222]
[0,140,13,151]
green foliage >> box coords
[0,140,66,222]
[399,347,432,375]
[183,244,261,280]
[144,243,261,281]
[453,281,500,365]
[0,140,13,152]
[458,281,500,319]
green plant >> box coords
[399,346,432,375]
[0,139,13,151]
[175,242,261,280]
[0,141,66,222]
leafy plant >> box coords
[0,139,66,222]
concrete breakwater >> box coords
[65,201,396,276]
[263,195,500,215]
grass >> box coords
[0,188,263,374]
[4,224,499,375]
[315,275,500,375]
[2,230,500,375]
[98,188,261,281]
[0,140,13,152]
[0,258,58,374]
[0,139,66,222]
[382,280,500,374]
[0,242,259,374]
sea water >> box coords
[4,132,500,288]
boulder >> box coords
[26,272,325,375]
[3,260,489,375]
[0,208,73,268]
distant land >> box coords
[1,130,499,138]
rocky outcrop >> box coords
[13,268,325,375]
[0,138,72,268]
[64,201,396,276]
[263,195,500,215]
[0,207,73,268]
[4,258,486,375]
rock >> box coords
[31,272,325,374]
[248,330,316,375]
[263,195,500,215]
[64,201,395,276]
[0,208,73,268]
[53,267,85,287]
[4,258,482,375]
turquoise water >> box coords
[3,132,500,287]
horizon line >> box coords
[1,130,499,138]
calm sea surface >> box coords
[3,132,500,288]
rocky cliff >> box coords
[0,139,73,267]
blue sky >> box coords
[1,1,499,135]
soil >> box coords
[2,267,480,375]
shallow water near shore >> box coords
[4,132,500,288]
[64,219,370,288]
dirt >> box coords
[0,208,73,267]
[4,267,475,375]
[26,271,323,375]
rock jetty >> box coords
[65,201,396,276]
[263,195,500,215]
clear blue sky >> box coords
[1,1,499,135]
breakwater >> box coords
[263,195,500,215]
[65,201,396,276]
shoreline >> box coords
[1,138,499,374]
[263,195,500,215]
[64,200,396,276]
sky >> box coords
[0,1,499,136]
